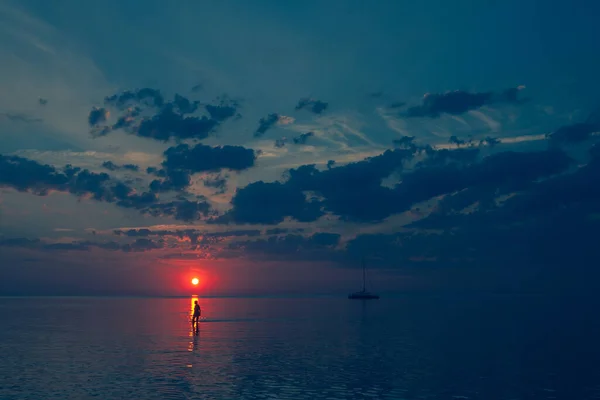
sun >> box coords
[191,277,199,286]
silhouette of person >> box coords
[192,300,201,326]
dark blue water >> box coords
[0,295,598,399]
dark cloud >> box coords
[136,107,217,142]
[0,154,212,222]
[292,132,314,145]
[43,243,90,251]
[449,135,467,146]
[88,107,108,126]
[220,146,571,224]
[206,229,261,238]
[218,181,324,225]
[295,98,328,114]
[104,88,164,109]
[411,145,600,231]
[143,198,212,221]
[147,143,255,193]
[159,253,212,260]
[110,228,261,252]
[479,136,501,147]
[265,228,304,235]
[395,146,600,271]
[114,228,153,237]
[265,228,289,235]
[172,94,199,114]
[0,237,164,253]
[398,149,571,208]
[255,113,279,137]
[101,161,139,172]
[0,238,40,248]
[122,238,163,252]
[38,98,48,106]
[110,107,141,132]
[203,174,228,194]
[205,104,237,122]
[0,113,43,123]
[114,228,260,239]
[92,88,239,142]
[547,122,598,144]
[392,136,416,149]
[162,143,256,174]
[221,149,413,224]
[149,169,191,193]
[417,147,480,167]
[404,86,525,118]
[228,232,340,260]
[274,138,287,148]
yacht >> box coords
[348,258,380,300]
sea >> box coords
[0,294,599,400]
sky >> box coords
[1,0,600,296]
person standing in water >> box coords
[192,300,201,326]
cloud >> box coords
[3,142,597,269]
[219,181,324,225]
[0,112,43,123]
[104,88,164,109]
[228,232,341,261]
[292,132,314,145]
[274,138,287,148]
[295,98,328,114]
[220,148,414,224]
[203,174,228,194]
[163,143,256,173]
[147,143,256,193]
[88,107,108,126]
[0,237,165,253]
[220,145,572,225]
[392,135,416,149]
[404,86,526,118]
[142,198,212,221]
[101,161,139,172]
[255,113,279,137]
[90,89,239,142]
[113,228,261,240]
[0,238,40,248]
[393,145,600,270]
[205,104,237,122]
[546,122,599,145]
[121,238,162,252]
[43,242,90,251]
[0,154,212,222]
[0,154,70,194]
[254,113,295,137]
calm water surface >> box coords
[0,295,599,400]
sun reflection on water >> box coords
[189,295,200,349]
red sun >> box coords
[191,277,199,286]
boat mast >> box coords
[362,257,366,292]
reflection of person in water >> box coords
[192,300,201,326]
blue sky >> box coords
[1,0,599,295]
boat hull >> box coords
[348,292,380,300]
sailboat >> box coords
[348,258,380,300]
